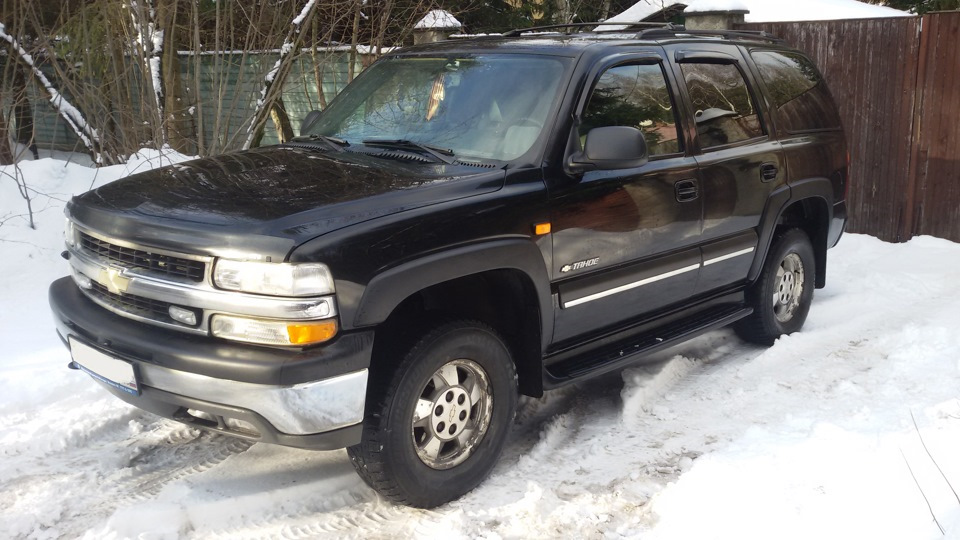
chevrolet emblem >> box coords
[99,268,130,294]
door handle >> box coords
[760,163,779,182]
[675,179,699,202]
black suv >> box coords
[49,24,847,508]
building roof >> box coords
[604,0,910,31]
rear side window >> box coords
[579,63,682,156]
[680,63,765,149]
[751,50,841,133]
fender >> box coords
[749,176,835,286]
[354,238,554,349]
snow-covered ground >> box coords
[2,153,960,539]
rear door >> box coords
[665,44,786,294]
[550,50,702,344]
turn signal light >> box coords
[287,320,339,345]
[210,314,338,346]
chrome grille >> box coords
[86,280,199,327]
[79,231,205,282]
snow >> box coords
[414,9,463,30]
[148,57,163,101]
[733,0,912,22]
[684,0,749,12]
[605,0,680,27]
[151,28,164,54]
[175,44,395,56]
[291,0,317,26]
[4,153,960,538]
[605,0,910,30]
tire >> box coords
[735,228,816,345]
[347,320,518,508]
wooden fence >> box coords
[739,11,960,243]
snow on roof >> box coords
[729,0,912,22]
[414,9,462,30]
[604,0,675,29]
[684,0,748,12]
[605,0,909,30]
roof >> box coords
[604,0,910,30]
[717,0,912,21]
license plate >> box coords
[69,337,140,396]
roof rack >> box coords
[502,21,672,37]
[636,26,784,43]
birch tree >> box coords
[244,0,320,150]
[0,22,103,163]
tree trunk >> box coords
[0,25,102,162]
[270,98,294,142]
[157,0,195,154]
[348,0,361,83]
[0,109,13,165]
[244,0,320,149]
[310,22,327,110]
[12,67,38,159]
[554,0,573,24]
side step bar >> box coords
[544,305,752,385]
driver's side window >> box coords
[580,63,681,156]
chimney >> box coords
[683,1,750,30]
[413,10,463,44]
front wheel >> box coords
[736,228,816,345]
[348,320,517,508]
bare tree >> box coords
[0,0,438,164]
[244,0,321,149]
[0,21,103,163]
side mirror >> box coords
[301,110,322,136]
[566,126,649,175]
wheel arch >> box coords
[356,239,552,398]
[750,177,835,289]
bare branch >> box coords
[911,410,960,507]
[901,447,946,536]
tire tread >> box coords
[735,228,815,345]
[347,319,514,508]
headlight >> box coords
[210,314,338,346]
[213,260,334,297]
[64,218,77,247]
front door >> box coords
[550,55,702,344]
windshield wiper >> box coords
[288,134,349,152]
[362,139,456,164]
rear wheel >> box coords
[348,320,517,508]
[736,228,816,345]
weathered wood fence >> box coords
[739,12,960,243]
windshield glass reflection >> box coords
[306,55,569,161]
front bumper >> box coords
[49,276,372,449]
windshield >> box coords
[306,54,569,162]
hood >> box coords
[68,146,505,261]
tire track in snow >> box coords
[197,488,444,540]
[84,427,249,533]
[117,429,254,502]
[0,403,145,461]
